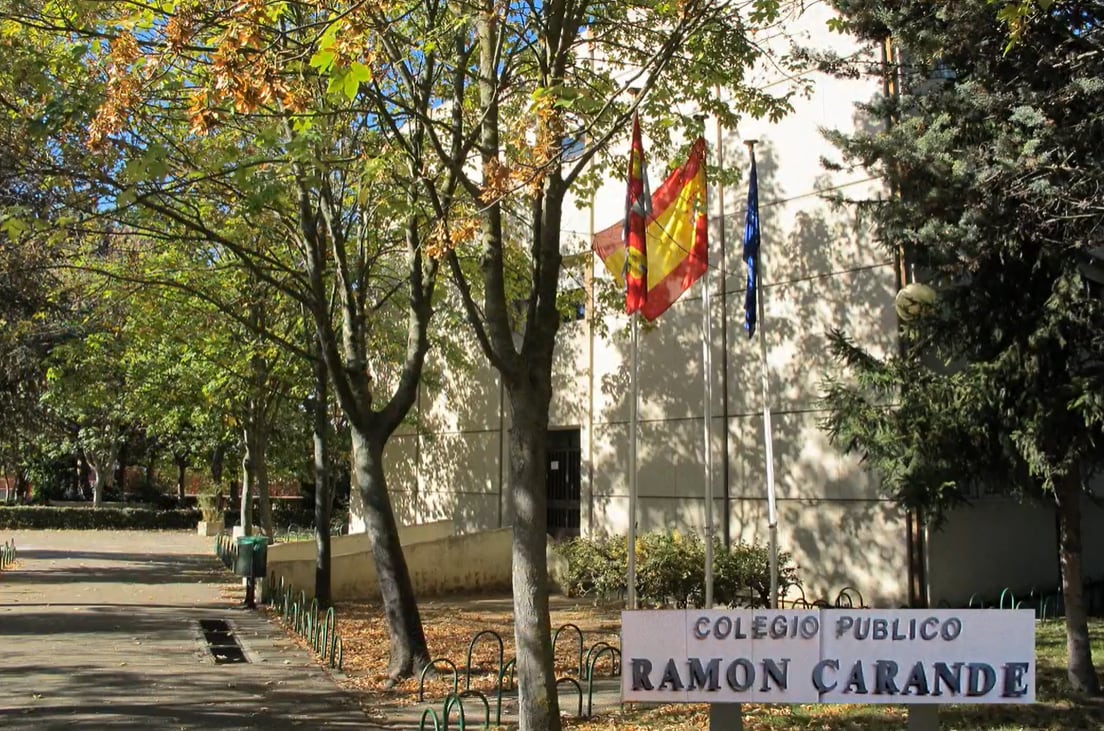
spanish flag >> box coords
[624,113,650,315]
[594,137,709,321]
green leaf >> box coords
[342,62,371,99]
[1,216,28,241]
[326,70,346,97]
[309,49,335,73]
[292,115,314,133]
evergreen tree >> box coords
[821,2,1104,694]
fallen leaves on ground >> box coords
[265,594,621,724]
[265,597,1104,730]
[340,596,619,706]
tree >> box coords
[0,14,91,494]
[821,1,1104,694]
[3,0,795,700]
[302,0,794,726]
[13,0,447,678]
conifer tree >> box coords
[821,1,1104,694]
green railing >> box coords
[211,534,344,670]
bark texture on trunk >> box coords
[91,473,105,507]
[87,443,118,508]
[506,388,561,731]
[77,454,90,500]
[351,428,429,680]
[174,454,187,503]
[253,423,274,538]
[312,352,333,607]
[1055,471,1101,695]
[241,420,275,538]
[240,427,253,535]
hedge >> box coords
[0,506,201,530]
[555,531,801,608]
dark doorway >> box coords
[546,429,581,540]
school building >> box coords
[349,2,1104,609]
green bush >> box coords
[0,506,201,530]
[555,531,800,608]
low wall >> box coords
[267,526,513,601]
[267,519,454,563]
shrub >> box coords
[557,534,628,599]
[0,506,201,530]
[555,531,800,608]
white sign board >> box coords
[622,609,1034,705]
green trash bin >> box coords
[235,536,268,609]
[235,536,268,579]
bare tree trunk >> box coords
[76,453,86,499]
[16,467,29,503]
[461,7,565,725]
[350,427,429,681]
[146,450,157,495]
[311,346,334,607]
[87,443,119,508]
[240,426,253,536]
[253,419,275,539]
[505,388,560,731]
[92,474,103,506]
[174,453,187,503]
[1055,470,1101,695]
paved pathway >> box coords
[0,530,375,730]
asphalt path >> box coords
[0,529,376,730]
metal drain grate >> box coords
[200,618,249,664]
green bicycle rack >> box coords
[418,707,442,730]
[585,644,621,717]
[555,677,584,719]
[464,630,504,691]
[443,690,490,730]
[552,623,585,676]
[419,659,459,702]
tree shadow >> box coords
[369,78,905,607]
[584,127,900,606]
[6,552,226,586]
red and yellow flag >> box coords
[624,114,650,315]
[594,136,709,321]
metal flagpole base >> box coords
[709,703,742,730]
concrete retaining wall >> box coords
[266,519,453,564]
[266,523,513,601]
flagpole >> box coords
[746,139,779,609]
[762,259,779,610]
[628,311,639,610]
[625,93,643,612]
[696,118,715,610]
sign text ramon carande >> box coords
[621,608,1035,705]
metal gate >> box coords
[546,429,581,540]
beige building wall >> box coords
[347,3,911,605]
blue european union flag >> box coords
[743,152,760,337]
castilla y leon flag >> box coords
[593,135,709,321]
